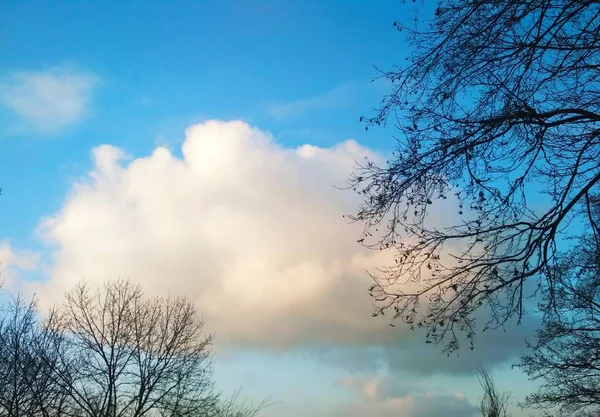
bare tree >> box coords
[0,295,67,417]
[347,0,600,351]
[46,279,218,417]
[0,282,266,417]
[211,390,271,417]
[517,209,600,416]
[478,368,510,417]
[0,295,43,417]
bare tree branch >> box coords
[348,0,600,352]
[478,367,511,417]
[518,198,600,416]
[46,279,217,417]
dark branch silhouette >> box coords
[518,198,600,416]
[478,368,511,417]
[0,280,266,417]
[0,295,68,417]
[46,279,217,417]
[348,0,600,352]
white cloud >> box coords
[266,83,356,119]
[0,66,98,134]
[32,120,397,349]
[26,119,534,374]
[0,240,39,288]
[310,309,538,376]
[265,79,389,120]
[333,375,479,417]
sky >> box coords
[0,1,540,416]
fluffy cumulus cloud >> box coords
[29,119,533,372]
[33,120,396,349]
[0,66,98,134]
[333,375,479,417]
[0,241,39,288]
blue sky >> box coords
[0,0,399,244]
[0,1,538,416]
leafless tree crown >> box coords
[348,0,600,351]
[518,205,600,416]
[0,280,266,417]
[478,368,510,417]
[47,279,216,417]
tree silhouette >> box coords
[518,197,600,416]
[46,279,217,417]
[0,295,68,417]
[348,0,600,351]
[478,368,510,417]
[0,280,266,417]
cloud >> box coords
[0,66,98,134]
[267,83,355,119]
[265,80,388,120]
[27,119,534,374]
[311,309,539,376]
[32,120,394,349]
[333,375,479,417]
[0,241,39,288]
